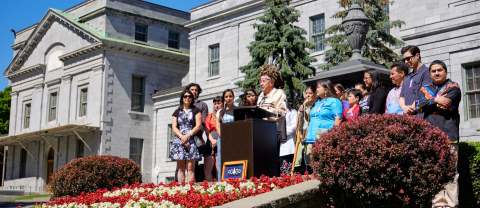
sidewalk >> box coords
[0,196,51,208]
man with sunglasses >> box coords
[398,45,432,116]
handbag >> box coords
[193,134,206,155]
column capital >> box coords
[62,75,72,83]
[34,83,44,90]
[9,91,18,98]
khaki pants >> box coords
[432,143,458,208]
[294,142,312,167]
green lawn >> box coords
[6,194,51,202]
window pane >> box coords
[466,67,473,78]
[129,139,143,167]
[474,65,480,77]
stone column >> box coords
[58,75,72,125]
[30,84,44,131]
[9,91,19,136]
[91,65,104,127]
[188,37,197,83]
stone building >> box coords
[152,0,480,183]
[2,0,480,192]
[0,0,190,193]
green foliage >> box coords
[0,86,12,135]
[320,0,405,70]
[458,142,480,207]
[236,0,317,107]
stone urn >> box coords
[342,4,370,60]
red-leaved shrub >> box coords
[311,114,457,207]
[49,155,142,197]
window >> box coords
[24,104,31,129]
[79,88,88,117]
[209,44,220,77]
[135,24,147,42]
[76,140,84,158]
[168,32,180,49]
[49,93,57,121]
[129,138,143,167]
[165,177,175,184]
[465,64,480,120]
[19,149,27,178]
[131,76,145,112]
[167,124,175,157]
[310,14,325,52]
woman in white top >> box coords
[215,89,236,181]
[279,96,297,176]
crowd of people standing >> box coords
[168,45,461,207]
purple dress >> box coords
[341,100,350,112]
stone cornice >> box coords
[64,0,97,13]
[45,78,61,86]
[185,0,263,28]
[11,40,26,50]
[103,40,189,65]
[4,9,101,78]
[6,64,45,79]
[15,23,38,36]
[59,43,105,62]
[78,6,190,31]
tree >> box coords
[0,86,11,135]
[236,0,317,107]
[320,0,405,70]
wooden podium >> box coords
[220,107,279,179]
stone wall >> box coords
[214,180,326,208]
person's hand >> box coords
[299,105,304,112]
[183,141,190,149]
[406,105,416,115]
[181,134,189,144]
[211,139,217,148]
[435,94,452,107]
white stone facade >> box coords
[2,0,189,193]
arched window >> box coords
[45,43,65,71]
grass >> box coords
[6,194,51,202]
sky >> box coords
[0,0,211,90]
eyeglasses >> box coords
[363,77,370,81]
[403,55,414,62]
[183,95,192,99]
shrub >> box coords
[458,142,480,207]
[311,114,457,207]
[49,155,142,197]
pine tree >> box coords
[236,0,317,107]
[320,0,405,70]
[0,86,12,135]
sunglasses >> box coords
[403,55,415,62]
[183,95,192,99]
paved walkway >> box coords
[0,197,51,208]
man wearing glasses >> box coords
[398,45,432,116]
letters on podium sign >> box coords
[222,160,248,180]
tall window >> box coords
[76,140,84,158]
[19,149,27,178]
[167,124,175,157]
[168,32,180,49]
[49,93,57,121]
[79,88,88,117]
[129,138,143,167]
[310,14,325,52]
[131,76,145,112]
[135,24,147,42]
[209,44,220,77]
[24,104,31,129]
[465,64,480,120]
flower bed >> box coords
[34,174,313,208]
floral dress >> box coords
[169,108,202,161]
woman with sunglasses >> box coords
[360,69,387,116]
[169,89,202,182]
[241,88,258,106]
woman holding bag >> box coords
[169,89,202,182]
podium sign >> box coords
[222,160,248,180]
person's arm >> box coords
[415,87,435,112]
[172,116,189,148]
[334,117,342,126]
[273,93,287,116]
[333,99,343,126]
[286,110,297,136]
[445,87,461,107]
[368,88,387,114]
[216,112,222,138]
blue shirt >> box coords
[306,98,343,143]
[400,64,432,106]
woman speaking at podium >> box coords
[256,60,287,116]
